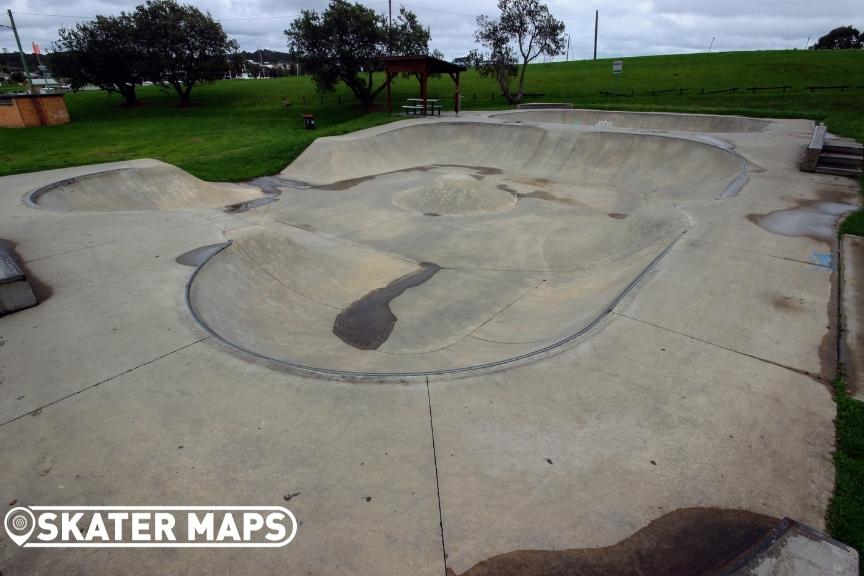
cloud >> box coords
[1,0,862,60]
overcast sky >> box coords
[2,0,863,61]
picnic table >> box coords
[402,98,442,116]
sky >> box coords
[1,0,863,62]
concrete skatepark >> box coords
[0,109,860,574]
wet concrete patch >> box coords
[747,197,857,243]
[496,184,581,206]
[176,243,230,267]
[224,197,279,213]
[333,263,440,350]
[316,165,503,191]
[609,213,629,219]
[224,175,294,213]
[449,508,778,576]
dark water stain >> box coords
[423,212,441,217]
[333,262,440,350]
[248,175,309,194]
[176,243,230,267]
[497,184,581,206]
[448,508,778,576]
[224,197,279,213]
[0,239,52,304]
[770,294,805,312]
[609,213,629,219]
[315,165,503,191]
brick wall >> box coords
[0,95,71,128]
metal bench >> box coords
[402,105,424,115]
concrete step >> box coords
[0,247,38,315]
[815,164,863,178]
[824,139,864,156]
[820,152,864,167]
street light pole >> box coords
[593,10,599,60]
[6,10,33,93]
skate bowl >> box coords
[188,121,749,377]
[28,163,265,212]
[490,109,771,133]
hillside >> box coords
[0,49,862,181]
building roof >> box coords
[381,55,466,74]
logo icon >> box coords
[4,507,36,547]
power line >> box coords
[399,3,479,18]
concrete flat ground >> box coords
[0,111,860,574]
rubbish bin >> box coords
[302,114,315,129]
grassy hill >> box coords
[0,49,862,181]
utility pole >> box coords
[593,10,598,60]
[7,10,33,93]
[708,36,715,53]
[388,0,392,55]
[804,35,811,49]
[566,33,570,61]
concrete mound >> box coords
[394,173,517,216]
[490,109,770,133]
[30,162,264,212]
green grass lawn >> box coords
[2,48,864,558]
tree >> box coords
[286,0,430,109]
[52,14,142,106]
[473,0,566,105]
[811,26,864,50]
[133,0,237,107]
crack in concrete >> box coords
[426,377,448,576]
[686,237,834,269]
[612,312,825,382]
[0,336,210,428]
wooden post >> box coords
[420,70,428,116]
[455,71,461,115]
[386,73,392,113]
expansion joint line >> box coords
[613,312,825,382]
[0,336,210,428]
[426,376,448,576]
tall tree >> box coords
[473,0,566,105]
[133,0,237,107]
[811,26,864,50]
[286,0,430,109]
[52,14,141,106]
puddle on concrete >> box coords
[748,201,857,242]
[449,508,778,576]
[333,262,440,350]
[315,165,503,191]
[224,175,308,213]
[608,213,629,219]
[176,243,229,267]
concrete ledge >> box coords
[727,518,859,576]
[0,248,37,315]
[516,102,574,109]
[841,234,864,400]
